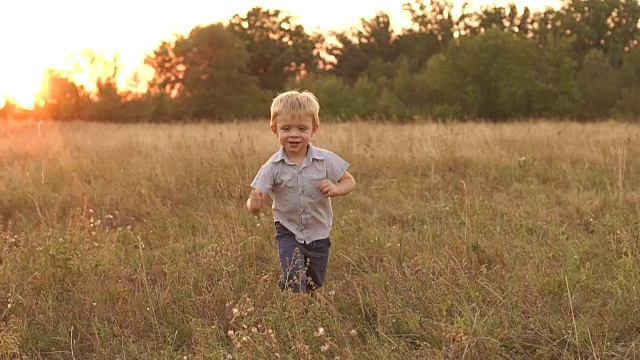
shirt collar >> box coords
[270,144,324,165]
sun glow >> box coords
[0,61,47,110]
[0,53,140,111]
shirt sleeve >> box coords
[250,163,275,194]
[325,151,349,184]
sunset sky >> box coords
[1,0,561,109]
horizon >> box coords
[1,0,561,109]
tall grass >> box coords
[1,119,639,359]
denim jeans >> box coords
[275,222,331,293]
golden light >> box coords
[0,70,43,110]
[0,54,65,110]
[0,0,562,113]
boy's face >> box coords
[271,114,318,158]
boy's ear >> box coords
[312,125,319,136]
[271,125,278,136]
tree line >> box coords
[3,0,640,122]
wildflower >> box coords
[314,327,325,337]
[266,329,277,342]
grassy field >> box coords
[1,119,639,359]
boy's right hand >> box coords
[246,190,264,213]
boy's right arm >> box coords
[248,162,274,214]
[246,189,265,214]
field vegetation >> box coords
[1,119,639,359]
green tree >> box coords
[462,4,536,37]
[356,12,397,62]
[390,56,426,118]
[83,55,124,122]
[532,37,584,118]
[403,0,457,45]
[228,7,319,91]
[577,49,621,119]
[290,74,354,119]
[145,40,181,97]
[535,0,640,66]
[614,48,640,119]
[396,0,468,72]
[357,57,422,119]
[84,78,123,122]
[327,12,398,83]
[421,29,563,120]
[145,23,265,120]
[394,31,442,73]
[34,69,80,121]
[326,32,370,84]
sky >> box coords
[1,0,561,109]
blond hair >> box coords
[270,90,320,128]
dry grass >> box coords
[1,119,639,359]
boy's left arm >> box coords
[319,171,356,197]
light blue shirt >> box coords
[251,144,349,243]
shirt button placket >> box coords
[298,172,303,198]
[298,170,304,242]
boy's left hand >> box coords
[318,180,339,197]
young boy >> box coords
[246,90,356,293]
